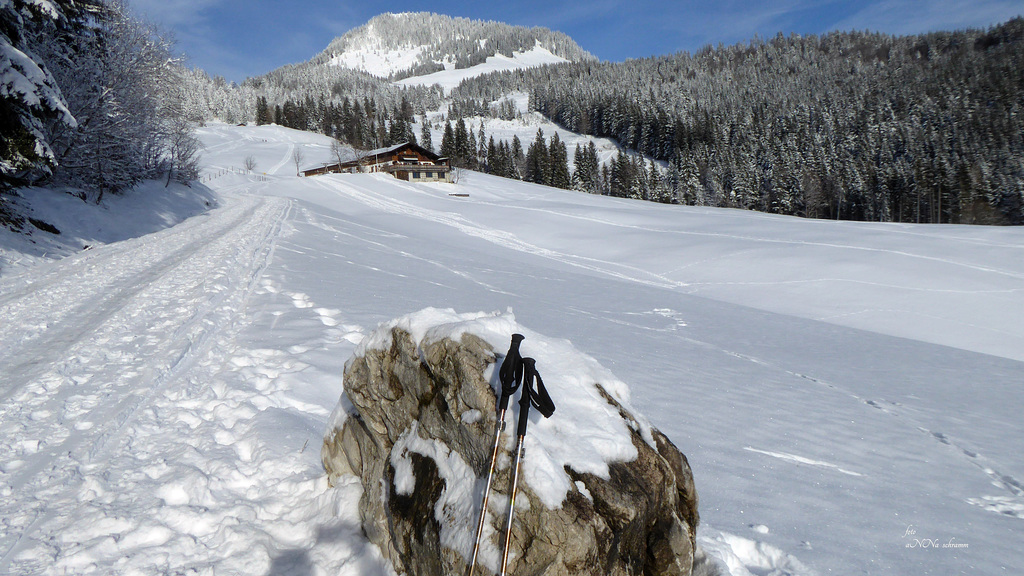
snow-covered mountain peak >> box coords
[319,12,594,81]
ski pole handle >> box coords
[497,334,525,411]
[517,358,537,437]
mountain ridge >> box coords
[311,12,596,80]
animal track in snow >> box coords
[966,495,1024,518]
[292,293,314,308]
[918,426,1024,519]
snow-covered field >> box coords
[2,123,1022,575]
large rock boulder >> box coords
[323,309,700,576]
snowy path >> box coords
[0,192,280,570]
[0,191,388,574]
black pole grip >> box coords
[517,358,537,437]
[497,334,525,411]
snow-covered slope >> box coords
[328,41,427,79]
[394,45,567,94]
[1,123,1021,575]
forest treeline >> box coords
[456,19,1024,224]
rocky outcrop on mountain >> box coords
[322,309,700,576]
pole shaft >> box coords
[499,437,526,576]
[467,411,506,576]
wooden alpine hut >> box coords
[301,142,452,183]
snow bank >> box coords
[0,181,216,277]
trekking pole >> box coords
[467,334,525,576]
[499,358,555,576]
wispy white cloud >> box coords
[833,0,1022,34]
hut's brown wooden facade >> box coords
[301,142,451,182]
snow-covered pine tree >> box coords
[524,128,548,184]
[511,134,525,179]
[548,132,571,189]
[485,135,497,175]
[387,114,405,146]
[1,0,90,190]
[419,115,433,153]
[453,118,471,168]
[440,121,455,160]
[3,0,202,199]
[501,141,520,180]
[255,96,271,125]
[477,122,487,169]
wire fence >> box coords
[199,168,271,184]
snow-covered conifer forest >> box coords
[0,0,199,201]
[487,21,1024,224]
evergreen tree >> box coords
[524,128,549,184]
[548,133,571,189]
[466,129,477,170]
[572,141,601,193]
[511,135,525,179]
[454,118,471,167]
[440,121,455,159]
[399,95,414,123]
[486,136,498,175]
[0,0,88,189]
[255,96,271,126]
[501,141,520,180]
[572,144,586,191]
[387,115,406,146]
[419,115,433,153]
[587,144,598,191]
[406,119,417,146]
[477,122,487,167]
[610,151,635,198]
[679,155,702,205]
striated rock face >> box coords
[323,310,699,576]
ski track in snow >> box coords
[0,189,388,574]
[269,142,296,175]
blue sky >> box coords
[129,0,1024,82]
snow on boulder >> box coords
[322,308,700,576]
